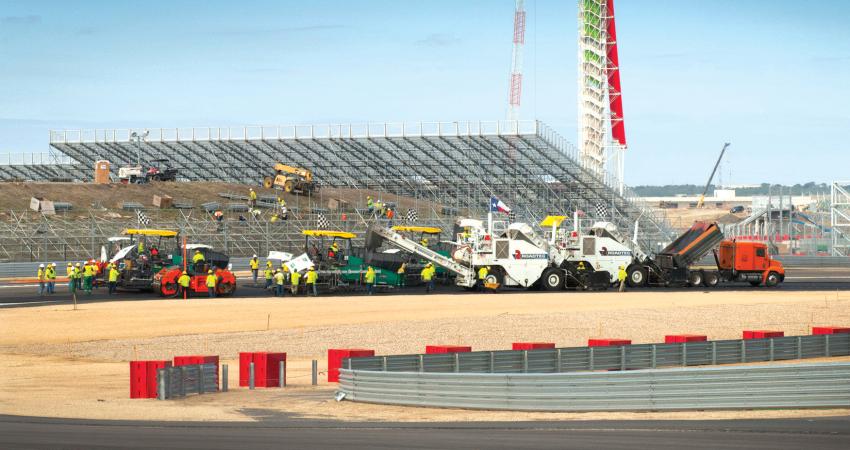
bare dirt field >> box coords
[1,290,849,422]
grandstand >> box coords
[3,120,674,253]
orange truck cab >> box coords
[716,240,784,286]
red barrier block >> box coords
[328,349,375,382]
[425,345,472,354]
[587,339,631,347]
[130,360,171,399]
[239,352,253,387]
[512,342,556,350]
[664,334,708,344]
[743,330,784,339]
[239,352,287,387]
[812,326,850,335]
[174,355,220,388]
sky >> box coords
[0,0,848,185]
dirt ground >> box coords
[1,290,849,422]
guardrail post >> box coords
[711,341,717,365]
[825,334,831,357]
[556,349,562,373]
[651,345,657,369]
[382,356,388,372]
[589,347,595,371]
[280,361,286,388]
[454,353,460,373]
[178,366,186,397]
[311,360,318,385]
[682,343,687,367]
[157,368,166,400]
[741,340,747,363]
[249,362,255,390]
[222,364,228,392]
[769,339,775,361]
[522,350,528,373]
[419,355,424,372]
[620,346,626,371]
[198,365,205,394]
[489,352,495,373]
[797,336,803,359]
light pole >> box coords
[129,130,149,167]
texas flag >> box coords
[489,196,511,214]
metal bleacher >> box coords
[31,120,675,252]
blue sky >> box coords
[1,0,848,185]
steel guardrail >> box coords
[343,334,850,374]
[337,362,850,411]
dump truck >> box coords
[626,221,785,288]
[262,163,316,195]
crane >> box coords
[696,143,730,208]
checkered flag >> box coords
[317,213,330,229]
[595,202,608,218]
[406,208,418,223]
[136,210,151,226]
[508,211,516,223]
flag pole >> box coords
[182,235,187,300]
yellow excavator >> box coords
[262,163,316,195]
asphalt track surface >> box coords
[1,268,848,308]
[1,414,849,449]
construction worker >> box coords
[266,260,273,269]
[290,269,301,296]
[177,271,191,298]
[273,270,285,297]
[277,196,286,208]
[37,264,46,296]
[249,255,260,284]
[248,188,257,207]
[282,263,291,283]
[420,237,429,248]
[66,262,73,278]
[477,266,489,292]
[192,249,206,272]
[577,261,586,271]
[137,239,145,255]
[329,241,341,262]
[74,263,82,290]
[263,265,274,290]
[67,263,79,296]
[421,263,435,294]
[618,266,627,292]
[364,266,376,295]
[46,263,56,294]
[206,269,217,297]
[396,262,406,287]
[306,266,318,296]
[108,264,121,295]
[367,196,374,215]
[82,261,94,294]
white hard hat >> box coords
[253,254,257,258]
[39,263,44,268]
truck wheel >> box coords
[541,268,564,291]
[284,180,295,193]
[626,265,647,288]
[262,176,274,188]
[765,272,780,287]
[688,271,703,287]
[484,270,503,288]
[702,271,720,288]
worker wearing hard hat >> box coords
[264,265,274,290]
[108,264,121,295]
[177,270,191,298]
[37,263,46,296]
[367,196,374,215]
[420,237,429,248]
[396,262,406,287]
[192,249,206,272]
[46,263,56,294]
[364,266,376,295]
[421,263,435,294]
[249,255,260,285]
[82,260,95,295]
[618,266,627,292]
[74,263,82,290]
[306,266,318,297]
[290,269,302,296]
[273,269,286,297]
[206,269,217,298]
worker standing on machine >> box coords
[420,237,429,248]
[273,269,285,297]
[248,188,257,207]
[618,266,627,292]
[477,266,489,292]
[108,264,121,295]
[206,269,217,297]
[192,249,206,273]
[249,255,260,285]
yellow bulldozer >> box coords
[262,163,317,195]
